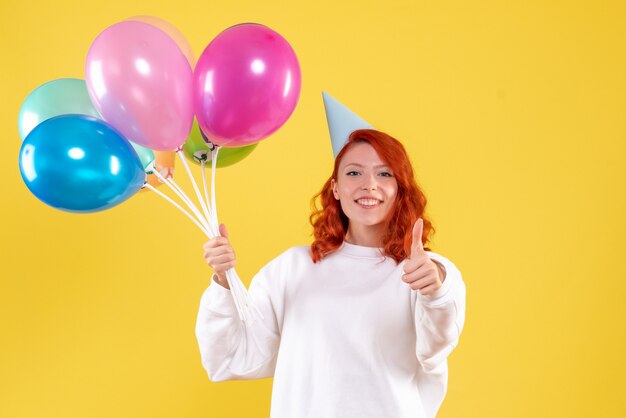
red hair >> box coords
[309,129,434,264]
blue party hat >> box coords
[322,92,374,158]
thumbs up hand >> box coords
[401,218,445,295]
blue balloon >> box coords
[19,115,146,213]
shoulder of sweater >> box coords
[250,246,312,290]
[277,245,312,260]
[262,245,312,270]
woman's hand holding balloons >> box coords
[402,219,446,295]
[202,224,236,289]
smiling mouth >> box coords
[355,198,382,208]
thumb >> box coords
[219,223,229,239]
[410,218,424,258]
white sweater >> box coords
[195,242,466,418]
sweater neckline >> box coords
[339,241,385,258]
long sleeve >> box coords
[411,252,467,418]
[195,264,282,382]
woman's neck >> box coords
[344,224,385,248]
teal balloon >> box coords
[19,115,145,213]
[18,78,101,141]
[129,141,155,169]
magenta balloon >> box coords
[194,23,302,147]
[85,21,193,151]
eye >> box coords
[379,172,394,177]
[346,171,360,176]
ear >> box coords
[331,179,339,200]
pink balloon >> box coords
[194,23,302,147]
[85,21,193,151]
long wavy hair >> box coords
[309,129,434,264]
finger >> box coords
[209,253,236,265]
[204,246,234,260]
[417,282,442,296]
[402,264,436,284]
[219,223,229,239]
[406,266,437,287]
[204,243,234,258]
[411,218,424,258]
[402,254,429,274]
[408,274,437,290]
[211,236,231,247]
[203,240,218,250]
[204,251,237,264]
[211,259,237,271]
[203,236,228,249]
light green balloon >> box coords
[18,78,102,141]
[182,120,258,168]
[129,141,156,170]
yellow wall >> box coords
[1,0,625,417]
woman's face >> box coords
[332,142,398,228]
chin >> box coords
[343,206,391,228]
[346,215,386,228]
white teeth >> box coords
[356,199,381,206]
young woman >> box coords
[196,129,466,418]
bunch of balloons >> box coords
[18,17,301,213]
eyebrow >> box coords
[344,163,390,169]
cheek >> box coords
[390,183,399,199]
[385,182,398,198]
[336,182,355,197]
[386,189,399,209]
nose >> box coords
[361,173,378,191]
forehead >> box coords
[339,142,387,168]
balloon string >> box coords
[175,151,249,321]
[171,152,251,321]
[227,269,253,323]
[144,183,210,237]
[176,150,216,237]
[207,148,251,321]
[208,147,262,323]
[167,176,217,237]
[210,147,220,228]
[201,161,211,218]
[151,168,213,235]
[148,152,257,323]
[164,174,212,232]
[223,270,246,323]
